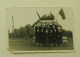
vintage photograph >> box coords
[7,7,74,53]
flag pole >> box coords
[12,16,14,33]
[36,11,41,19]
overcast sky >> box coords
[7,7,73,32]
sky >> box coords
[7,7,73,32]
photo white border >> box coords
[6,7,76,53]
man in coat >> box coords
[35,25,40,46]
[48,29,53,47]
[52,24,56,46]
[56,25,62,47]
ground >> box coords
[9,37,74,51]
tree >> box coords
[24,24,34,38]
[9,24,34,38]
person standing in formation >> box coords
[35,23,63,47]
[45,25,49,46]
[52,24,56,46]
[35,24,40,46]
[48,29,53,47]
[48,23,53,47]
[38,25,42,46]
[40,25,46,46]
[56,25,62,47]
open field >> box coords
[9,37,74,51]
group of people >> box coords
[35,23,63,47]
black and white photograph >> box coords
[7,7,74,53]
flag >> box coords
[59,8,66,20]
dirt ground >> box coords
[9,37,74,51]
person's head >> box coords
[54,29,56,32]
[57,25,60,30]
[53,24,55,28]
[42,25,44,28]
[41,29,43,32]
[60,26,62,29]
[50,30,53,33]
[35,25,37,27]
[38,23,40,26]
[44,22,47,25]
[46,29,48,33]
[37,29,39,32]
[50,22,52,25]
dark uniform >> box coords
[41,28,46,46]
[43,25,49,46]
[52,28,56,46]
[35,26,40,46]
[47,24,53,46]
[49,24,53,30]
[39,26,42,46]
[56,29,62,46]
[48,29,53,46]
[55,24,58,32]
[35,26,37,42]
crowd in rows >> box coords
[35,23,63,47]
